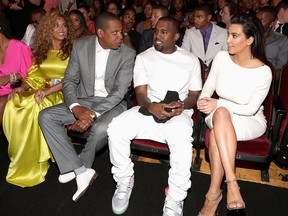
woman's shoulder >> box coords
[10,39,30,49]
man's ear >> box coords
[96,28,103,38]
[207,14,212,22]
[174,32,180,41]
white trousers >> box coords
[108,106,193,201]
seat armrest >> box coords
[274,95,286,118]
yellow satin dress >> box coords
[3,50,69,187]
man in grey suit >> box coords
[181,4,227,80]
[39,12,136,202]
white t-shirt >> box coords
[134,46,202,105]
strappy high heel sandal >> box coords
[198,191,223,216]
[225,179,246,210]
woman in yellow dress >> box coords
[3,11,75,187]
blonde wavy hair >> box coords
[33,10,75,67]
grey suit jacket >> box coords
[181,23,227,67]
[62,35,136,115]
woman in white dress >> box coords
[197,14,272,216]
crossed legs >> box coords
[199,107,245,216]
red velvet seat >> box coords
[273,63,288,169]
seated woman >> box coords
[0,16,32,124]
[106,0,122,16]
[69,10,93,39]
[197,14,272,216]
[3,11,75,187]
[135,1,153,34]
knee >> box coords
[212,107,231,123]
[38,109,51,125]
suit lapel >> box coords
[88,37,96,89]
[105,48,120,83]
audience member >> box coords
[43,0,59,12]
[197,14,272,216]
[121,7,141,53]
[0,16,32,124]
[260,0,270,8]
[1,0,42,39]
[69,9,93,38]
[108,16,202,216]
[180,9,194,30]
[136,1,152,34]
[238,0,255,14]
[3,10,74,187]
[139,4,169,53]
[181,4,227,79]
[22,8,46,49]
[78,4,95,33]
[106,0,122,16]
[257,6,288,81]
[271,0,283,7]
[92,0,105,18]
[39,12,136,202]
[170,0,185,23]
[274,1,288,37]
[59,0,77,13]
[220,3,238,29]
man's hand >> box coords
[67,119,91,133]
[167,100,184,116]
[72,106,96,127]
[148,103,174,120]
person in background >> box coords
[274,1,288,37]
[59,0,77,13]
[43,0,58,12]
[197,14,272,216]
[78,4,95,34]
[220,3,238,29]
[121,7,141,53]
[22,8,46,49]
[3,11,74,187]
[181,4,227,80]
[0,16,32,124]
[69,9,93,38]
[92,0,105,18]
[38,12,135,202]
[1,0,42,40]
[136,1,152,34]
[106,0,122,16]
[139,4,169,53]
[108,16,202,216]
[170,0,185,24]
[256,6,288,83]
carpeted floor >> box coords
[0,137,287,216]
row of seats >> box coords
[66,61,288,182]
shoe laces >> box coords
[115,180,133,199]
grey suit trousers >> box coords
[39,98,126,174]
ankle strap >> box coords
[225,179,237,184]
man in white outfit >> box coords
[108,16,202,216]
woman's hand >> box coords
[8,86,26,100]
[34,89,49,105]
[197,97,217,114]
[0,76,9,88]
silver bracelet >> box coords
[9,73,17,83]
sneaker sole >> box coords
[73,172,98,202]
[112,201,129,215]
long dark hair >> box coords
[231,13,268,64]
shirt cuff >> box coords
[69,103,80,113]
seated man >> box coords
[39,12,136,202]
[181,4,227,78]
[274,1,288,37]
[120,7,141,54]
[256,6,288,82]
[108,16,202,216]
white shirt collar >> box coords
[96,37,110,53]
